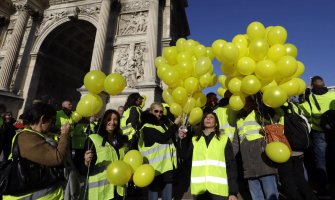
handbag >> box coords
[0,132,64,195]
[264,123,292,153]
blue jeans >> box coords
[148,183,172,200]
[248,175,279,200]
[311,131,328,189]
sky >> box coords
[185,0,335,94]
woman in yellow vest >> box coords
[3,103,70,200]
[120,93,144,141]
[83,109,128,200]
[178,111,238,200]
[138,102,181,200]
[236,96,279,200]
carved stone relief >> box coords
[21,28,30,47]
[118,11,148,35]
[114,43,145,88]
[121,0,150,13]
[3,29,12,49]
[79,5,100,17]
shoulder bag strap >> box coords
[311,94,321,112]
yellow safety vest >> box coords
[237,110,284,142]
[120,106,141,139]
[214,106,237,141]
[3,129,64,200]
[307,92,335,131]
[138,123,177,175]
[55,110,74,129]
[88,134,124,200]
[72,123,88,149]
[191,134,229,197]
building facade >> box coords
[0,0,189,117]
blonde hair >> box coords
[150,102,163,112]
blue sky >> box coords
[185,0,335,94]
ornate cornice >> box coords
[12,0,49,15]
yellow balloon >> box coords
[267,26,287,45]
[237,57,256,75]
[176,38,187,52]
[267,44,286,62]
[284,43,298,58]
[123,150,143,172]
[194,44,207,59]
[162,89,174,105]
[261,80,278,93]
[218,75,227,87]
[263,87,288,108]
[293,78,307,95]
[220,62,238,77]
[170,103,183,116]
[157,64,171,80]
[195,57,212,77]
[189,107,203,125]
[199,73,212,88]
[133,164,155,188]
[76,94,103,117]
[277,56,298,78]
[172,87,188,104]
[163,46,178,65]
[292,61,305,77]
[193,92,207,107]
[279,79,300,97]
[209,74,217,87]
[228,77,242,94]
[206,47,215,61]
[211,39,227,57]
[217,87,227,97]
[177,51,192,63]
[236,43,249,58]
[184,77,199,94]
[154,56,167,68]
[176,60,193,79]
[221,42,239,64]
[247,21,266,40]
[71,111,82,123]
[84,70,106,95]
[183,97,196,114]
[264,26,274,38]
[229,95,246,111]
[249,39,269,61]
[255,60,277,80]
[241,75,261,95]
[104,73,126,95]
[106,160,132,186]
[232,34,248,46]
[140,95,146,108]
[265,142,291,163]
[162,68,180,87]
[184,39,197,52]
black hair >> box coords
[97,109,121,137]
[195,111,221,141]
[206,92,217,98]
[311,75,323,83]
[124,93,143,110]
[21,103,56,125]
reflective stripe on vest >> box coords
[120,106,141,139]
[88,134,123,199]
[55,110,73,129]
[138,123,177,175]
[72,123,87,149]
[191,135,229,197]
[3,185,63,200]
[214,107,237,141]
[237,111,263,142]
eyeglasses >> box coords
[153,110,163,114]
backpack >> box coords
[281,103,311,151]
[310,94,335,133]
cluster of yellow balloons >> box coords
[155,38,216,125]
[215,21,307,110]
[106,150,155,187]
[71,70,127,121]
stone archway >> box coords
[33,19,96,107]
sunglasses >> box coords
[153,110,163,114]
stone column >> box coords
[144,0,159,83]
[90,0,113,71]
[0,4,29,91]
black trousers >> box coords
[278,155,317,200]
[193,191,228,200]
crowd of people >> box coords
[0,75,335,200]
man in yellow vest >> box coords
[55,100,74,131]
[301,76,335,195]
